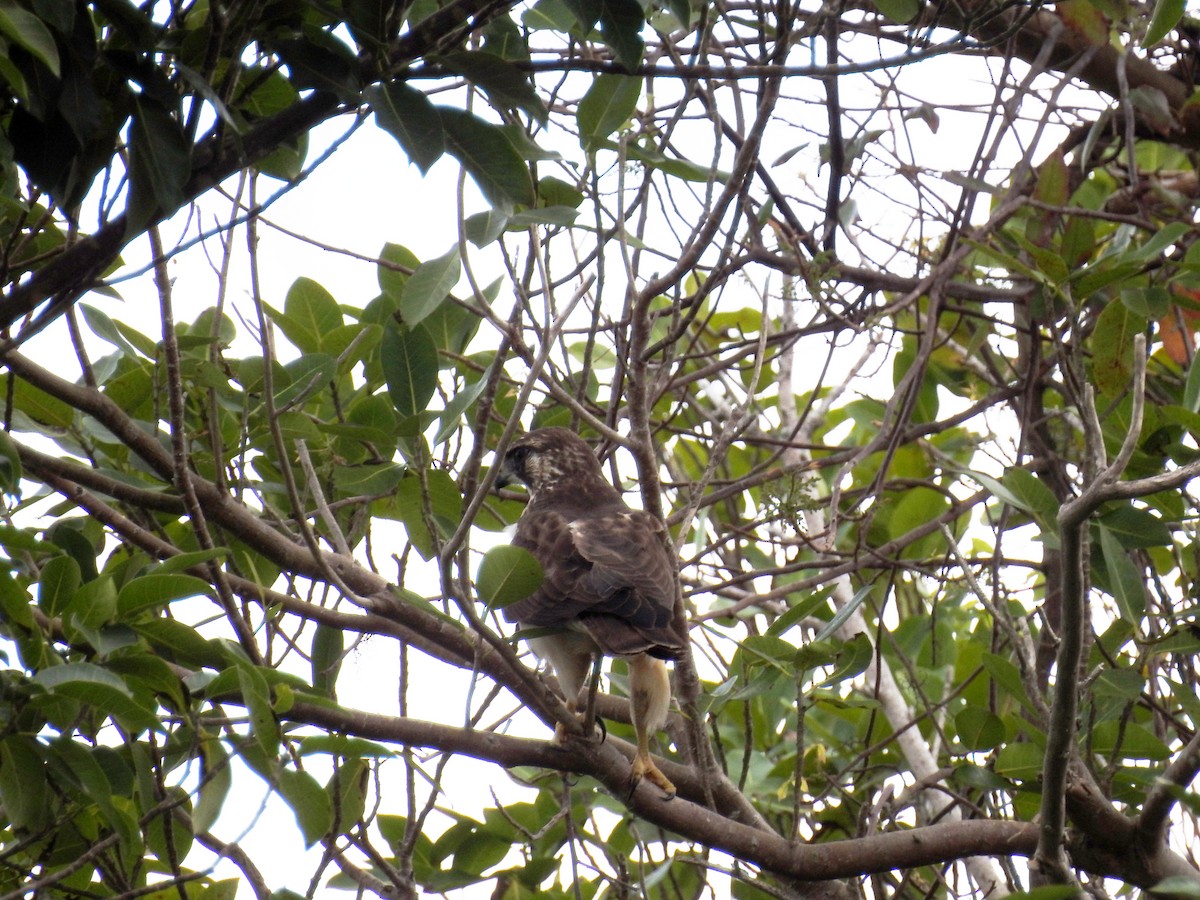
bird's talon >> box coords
[630,755,676,800]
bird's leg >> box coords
[579,652,604,740]
[531,636,601,746]
[627,654,675,799]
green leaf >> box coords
[64,575,117,629]
[1097,523,1146,622]
[282,277,344,354]
[872,0,918,23]
[435,371,491,445]
[331,462,406,497]
[300,735,395,757]
[436,51,547,123]
[815,632,873,686]
[402,247,461,326]
[476,545,544,609]
[238,665,280,757]
[0,569,33,628]
[1000,466,1060,529]
[81,303,142,356]
[981,652,1035,715]
[464,208,510,247]
[577,74,641,153]
[765,586,835,637]
[1120,286,1170,320]
[955,706,1005,751]
[1094,301,1147,396]
[1151,877,1200,897]
[365,81,445,173]
[277,766,334,847]
[1092,720,1170,759]
[34,662,159,733]
[887,486,950,558]
[392,470,464,560]
[596,0,645,70]
[190,744,230,835]
[311,623,344,697]
[1097,504,1173,548]
[153,547,230,575]
[1144,0,1185,47]
[1185,351,1200,413]
[275,353,338,410]
[666,0,692,27]
[0,429,20,495]
[272,33,360,100]
[0,374,75,429]
[0,2,60,76]
[136,618,225,668]
[378,242,421,299]
[127,96,191,232]
[0,736,49,832]
[811,584,872,643]
[34,661,131,695]
[439,107,535,208]
[381,321,439,419]
[38,554,80,617]
[994,741,1044,782]
[117,574,213,618]
[622,141,725,182]
[327,758,368,830]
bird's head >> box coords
[494,427,604,497]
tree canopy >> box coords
[2,0,1200,897]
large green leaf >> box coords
[392,469,464,560]
[577,74,641,153]
[238,665,281,757]
[279,277,344,354]
[0,736,49,833]
[402,247,461,326]
[596,0,645,70]
[127,96,191,231]
[436,51,546,123]
[439,107,535,208]
[34,662,159,733]
[1097,523,1146,623]
[476,545,544,609]
[0,3,59,76]
[1097,504,1173,548]
[1090,301,1147,398]
[381,321,439,418]
[1144,0,1185,46]
[38,554,80,617]
[955,706,1006,751]
[277,766,334,847]
[366,81,445,174]
[1000,466,1060,530]
[116,573,214,618]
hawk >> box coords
[494,427,688,797]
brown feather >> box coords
[498,428,686,658]
[494,427,686,798]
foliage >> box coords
[2,0,1200,898]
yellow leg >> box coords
[628,654,675,799]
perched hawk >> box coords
[494,427,688,797]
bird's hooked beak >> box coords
[493,447,523,490]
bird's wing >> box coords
[503,507,597,626]
[503,506,685,656]
[569,510,677,625]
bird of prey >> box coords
[494,427,688,798]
